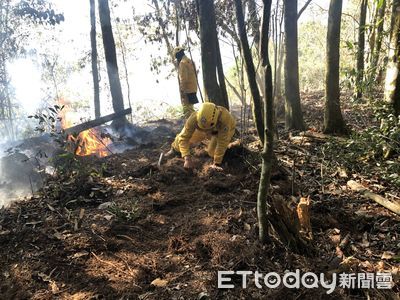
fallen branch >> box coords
[347,180,400,216]
[64,108,132,135]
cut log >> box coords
[64,108,132,135]
[347,180,400,216]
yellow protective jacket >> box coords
[178,55,197,94]
[178,106,236,164]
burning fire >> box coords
[69,129,112,158]
[59,100,112,158]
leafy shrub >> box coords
[323,102,400,187]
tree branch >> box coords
[225,76,244,104]
[219,21,241,47]
[297,0,312,20]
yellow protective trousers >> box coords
[171,127,235,163]
[181,94,195,119]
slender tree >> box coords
[371,0,386,80]
[384,0,400,116]
[258,0,308,252]
[216,37,229,109]
[355,0,367,99]
[248,0,261,50]
[298,0,313,19]
[273,2,284,100]
[197,0,228,108]
[90,0,100,118]
[234,0,265,143]
[324,0,347,134]
[98,0,126,127]
[151,0,188,115]
[257,0,273,243]
[283,0,305,130]
[390,0,398,40]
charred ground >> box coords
[0,95,399,300]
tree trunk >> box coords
[197,0,225,107]
[0,0,15,140]
[355,0,367,99]
[283,0,305,130]
[324,0,348,134]
[258,0,273,244]
[234,0,265,144]
[371,0,386,80]
[274,3,284,100]
[390,0,398,41]
[151,0,185,114]
[90,0,100,118]
[248,0,260,50]
[276,46,284,98]
[98,0,126,128]
[384,0,400,116]
[258,1,307,253]
[216,35,230,109]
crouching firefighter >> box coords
[166,102,236,170]
[173,46,199,118]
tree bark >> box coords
[257,0,273,244]
[98,0,126,128]
[384,0,400,116]
[371,0,386,80]
[390,0,398,41]
[355,0,367,99]
[248,0,260,50]
[283,0,305,130]
[234,0,265,143]
[324,0,348,134]
[216,35,230,109]
[197,0,225,107]
[90,0,100,118]
[274,3,284,100]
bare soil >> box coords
[0,95,399,300]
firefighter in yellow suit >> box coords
[173,46,198,118]
[167,102,236,170]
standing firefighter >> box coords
[166,102,236,170]
[173,46,199,118]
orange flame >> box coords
[59,99,112,157]
[69,129,112,158]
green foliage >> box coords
[107,199,140,222]
[165,105,184,119]
[341,67,357,91]
[298,21,326,91]
[28,104,67,146]
[133,102,184,122]
[323,103,400,187]
[134,0,198,76]
[14,0,64,25]
[342,65,378,101]
[51,151,81,176]
[376,0,385,9]
[371,103,400,158]
[28,105,96,179]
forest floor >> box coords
[0,92,399,300]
